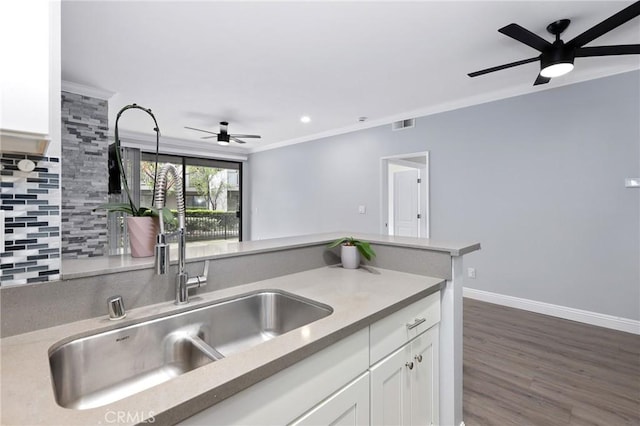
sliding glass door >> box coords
[140,152,242,244]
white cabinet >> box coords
[179,328,369,426]
[0,0,57,154]
[180,291,440,426]
[370,342,412,425]
[370,292,440,365]
[371,325,439,426]
[291,373,370,426]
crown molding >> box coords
[61,80,116,100]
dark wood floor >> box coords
[463,298,640,426]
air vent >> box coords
[391,118,415,131]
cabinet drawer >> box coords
[370,291,440,365]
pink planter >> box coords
[127,217,159,258]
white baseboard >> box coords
[463,288,640,335]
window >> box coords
[106,148,242,255]
[141,152,243,243]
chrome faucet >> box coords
[154,163,209,304]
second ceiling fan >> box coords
[185,122,261,146]
[468,1,640,85]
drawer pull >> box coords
[415,354,423,363]
[406,317,426,330]
[405,361,414,370]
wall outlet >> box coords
[467,267,476,279]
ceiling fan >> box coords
[185,122,261,146]
[468,1,640,85]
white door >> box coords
[410,326,439,426]
[291,373,370,426]
[393,169,420,237]
[370,344,412,425]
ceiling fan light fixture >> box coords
[217,140,230,146]
[540,61,574,78]
[540,44,575,78]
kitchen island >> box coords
[0,233,479,425]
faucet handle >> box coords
[186,260,210,290]
[202,260,210,280]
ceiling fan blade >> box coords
[468,57,539,77]
[568,1,640,48]
[230,137,247,144]
[533,74,551,86]
[185,126,218,136]
[499,23,552,52]
[230,134,261,139]
[201,136,218,139]
[575,44,640,57]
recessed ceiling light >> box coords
[300,116,311,123]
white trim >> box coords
[463,288,640,335]
[61,80,115,100]
[0,129,50,154]
[116,130,248,162]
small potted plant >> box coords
[327,236,376,269]
[94,103,173,257]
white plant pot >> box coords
[341,245,361,269]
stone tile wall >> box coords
[1,154,61,285]
[60,91,109,258]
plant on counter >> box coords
[93,103,174,257]
[94,103,174,222]
[327,237,376,260]
[328,237,376,269]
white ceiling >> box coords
[61,1,640,154]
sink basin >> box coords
[49,290,332,410]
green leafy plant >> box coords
[94,202,174,222]
[95,103,173,220]
[327,237,376,261]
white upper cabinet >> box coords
[0,0,58,154]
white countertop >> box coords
[1,265,444,426]
[62,232,480,280]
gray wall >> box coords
[61,91,109,258]
[248,71,640,321]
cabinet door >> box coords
[370,344,412,426]
[410,326,439,426]
[291,373,370,426]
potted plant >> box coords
[327,237,376,269]
[94,103,172,257]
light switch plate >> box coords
[625,178,640,188]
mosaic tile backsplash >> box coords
[1,153,61,286]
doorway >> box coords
[380,152,429,238]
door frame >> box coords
[380,151,430,238]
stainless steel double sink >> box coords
[48,290,333,410]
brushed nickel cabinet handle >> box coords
[406,317,426,330]
[415,354,423,363]
[405,361,414,370]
